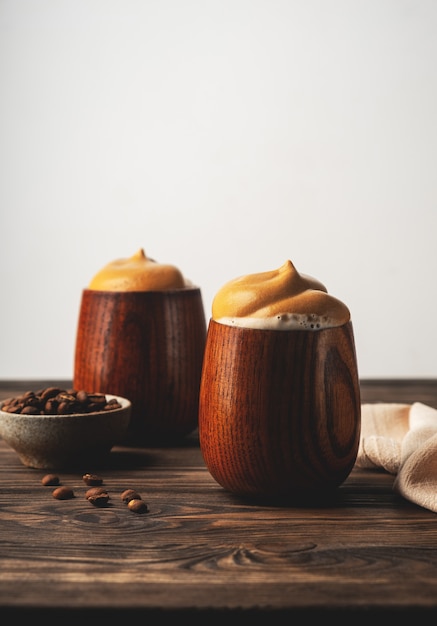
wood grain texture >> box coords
[199,320,360,498]
[73,288,206,445]
[0,379,437,620]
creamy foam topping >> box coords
[88,248,189,291]
[212,260,350,330]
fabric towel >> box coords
[355,402,437,513]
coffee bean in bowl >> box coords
[0,387,131,470]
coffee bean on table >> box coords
[52,486,74,500]
[41,474,60,486]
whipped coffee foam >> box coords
[212,260,350,330]
[88,248,190,291]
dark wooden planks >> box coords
[0,379,437,618]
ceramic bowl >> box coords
[0,394,131,470]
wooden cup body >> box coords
[73,288,206,445]
[199,320,361,499]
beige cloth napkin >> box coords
[355,402,437,513]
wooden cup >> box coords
[73,288,206,445]
[199,319,361,500]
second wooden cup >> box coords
[74,288,206,445]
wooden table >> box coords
[1,379,437,622]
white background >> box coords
[1,0,436,380]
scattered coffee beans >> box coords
[41,474,149,514]
[1,387,122,415]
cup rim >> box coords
[81,286,202,295]
[208,318,353,333]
